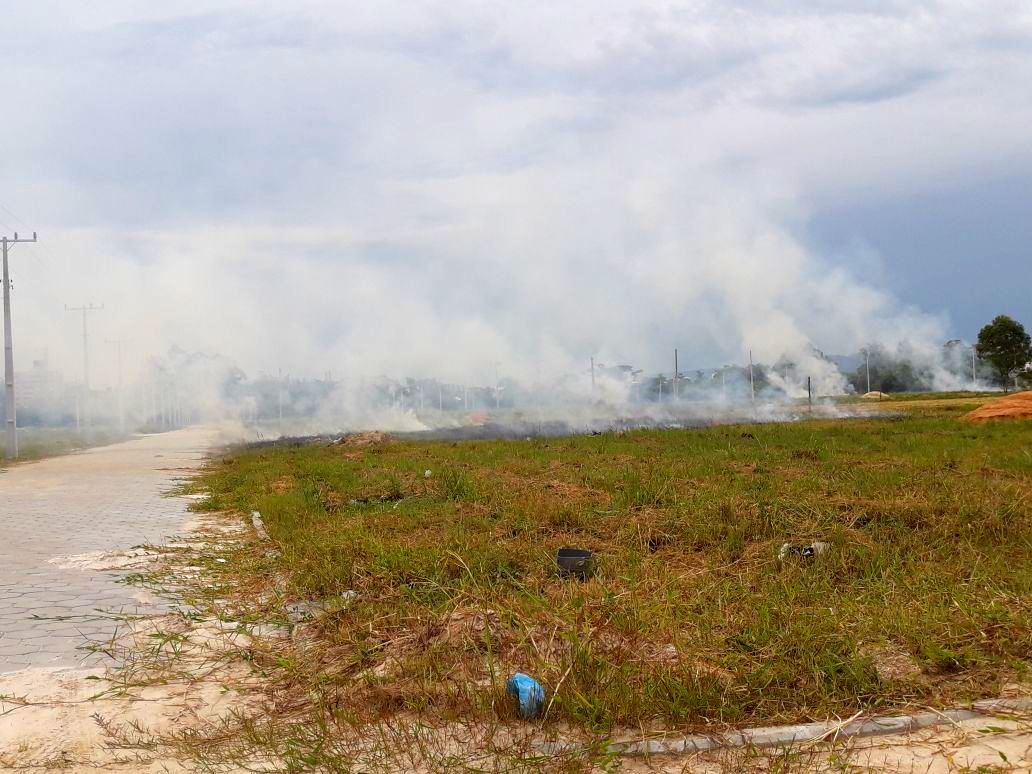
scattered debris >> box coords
[506,672,545,719]
[285,600,328,624]
[778,541,830,560]
[285,591,357,624]
[438,607,501,649]
[251,510,270,540]
[424,469,433,478]
[962,390,1032,421]
[347,493,402,505]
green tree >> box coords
[849,344,932,394]
[976,315,1032,386]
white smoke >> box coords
[2,1,1028,430]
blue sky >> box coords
[809,173,1032,338]
[1,1,1030,385]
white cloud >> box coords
[1,1,1030,390]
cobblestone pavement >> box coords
[0,428,218,673]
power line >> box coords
[3,231,39,459]
[0,200,62,266]
[0,201,28,227]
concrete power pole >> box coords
[278,368,284,428]
[494,362,501,410]
[107,338,127,435]
[65,303,103,430]
[3,232,38,459]
[673,349,678,401]
[748,349,756,404]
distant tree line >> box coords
[848,314,1031,393]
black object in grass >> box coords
[557,547,594,580]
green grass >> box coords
[197,407,1032,739]
[0,426,127,464]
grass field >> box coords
[0,426,127,465]
[195,395,1031,756]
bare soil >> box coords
[962,390,1032,421]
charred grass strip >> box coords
[191,409,1032,766]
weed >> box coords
[438,467,478,501]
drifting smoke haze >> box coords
[2,1,1031,433]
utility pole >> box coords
[3,231,38,459]
[748,349,755,404]
[493,362,501,410]
[971,344,977,386]
[278,368,284,428]
[107,338,127,435]
[865,349,871,394]
[673,349,678,401]
[65,303,103,430]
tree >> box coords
[848,344,932,394]
[976,315,1032,387]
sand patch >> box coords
[962,390,1032,421]
[0,616,262,771]
[2,513,273,772]
[48,547,160,572]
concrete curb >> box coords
[538,697,1032,756]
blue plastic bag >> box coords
[506,672,545,719]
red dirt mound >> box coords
[961,391,1032,421]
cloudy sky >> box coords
[1,1,1030,387]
